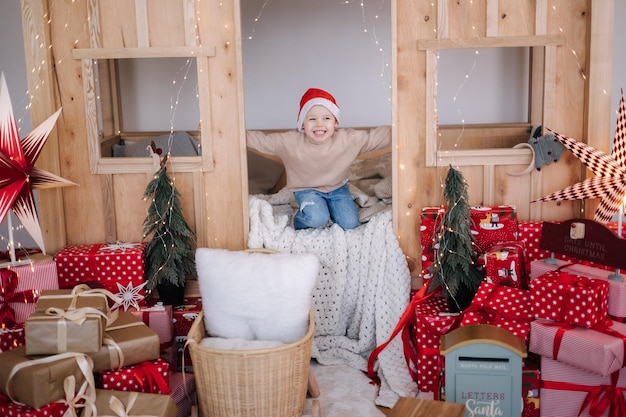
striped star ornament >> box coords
[533,90,626,224]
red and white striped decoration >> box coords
[534,91,626,224]
[6,257,59,324]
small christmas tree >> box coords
[427,165,484,312]
[142,154,197,303]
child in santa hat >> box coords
[247,87,391,230]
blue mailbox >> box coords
[441,324,527,417]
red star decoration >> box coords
[0,72,76,253]
[533,90,626,224]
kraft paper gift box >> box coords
[529,318,626,377]
[25,285,113,354]
[0,347,94,409]
[412,295,456,394]
[54,242,147,306]
[97,358,171,394]
[540,356,626,417]
[483,241,528,289]
[459,281,533,340]
[83,389,177,417]
[530,270,609,328]
[530,259,626,321]
[469,205,518,254]
[2,254,59,327]
[0,393,74,417]
[88,311,160,373]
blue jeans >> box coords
[293,185,360,230]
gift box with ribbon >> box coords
[530,258,626,321]
[0,347,95,409]
[88,311,160,373]
[412,295,456,394]
[1,254,59,327]
[529,318,626,377]
[97,358,171,394]
[0,393,74,417]
[459,281,533,340]
[540,356,626,417]
[530,270,609,328]
[25,284,118,355]
[54,243,147,307]
[83,389,177,417]
[130,302,176,367]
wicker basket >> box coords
[187,309,314,417]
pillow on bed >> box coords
[112,131,201,157]
[195,248,318,344]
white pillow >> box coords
[195,248,319,344]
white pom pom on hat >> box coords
[297,88,340,132]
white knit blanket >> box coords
[248,196,418,407]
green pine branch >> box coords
[142,165,197,289]
[427,165,484,305]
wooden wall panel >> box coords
[98,0,138,48]
[21,0,613,284]
[195,0,246,250]
[497,0,537,36]
[147,0,186,47]
[46,0,109,245]
[446,0,487,38]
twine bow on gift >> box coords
[40,306,109,353]
[61,375,97,417]
[100,392,159,417]
[0,269,37,328]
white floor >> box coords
[301,362,387,417]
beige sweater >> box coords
[247,126,391,193]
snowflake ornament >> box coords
[112,281,147,311]
[533,90,626,224]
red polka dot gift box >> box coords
[54,242,147,307]
[459,281,533,341]
[0,393,75,417]
[530,259,626,322]
[0,325,24,353]
[412,295,456,395]
[530,270,609,329]
[97,357,171,394]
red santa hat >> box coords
[297,88,340,132]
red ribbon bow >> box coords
[544,371,626,417]
[131,361,170,394]
[0,269,38,328]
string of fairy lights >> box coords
[0,1,596,267]
[422,1,592,288]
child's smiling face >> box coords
[302,105,338,144]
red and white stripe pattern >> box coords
[534,90,626,224]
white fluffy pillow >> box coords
[195,248,319,344]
